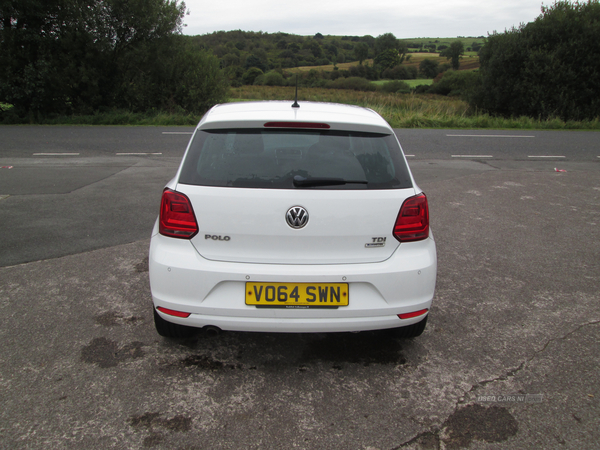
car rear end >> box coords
[149,101,436,336]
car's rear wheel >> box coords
[395,315,428,339]
[153,309,198,338]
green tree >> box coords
[471,0,600,120]
[303,39,324,58]
[440,40,464,70]
[375,33,408,61]
[118,36,228,114]
[354,42,369,65]
[0,0,227,117]
[419,59,440,78]
[245,52,268,71]
[242,67,263,85]
[375,33,398,55]
[374,48,400,72]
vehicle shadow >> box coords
[161,328,423,373]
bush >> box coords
[413,84,431,94]
[428,70,480,97]
[470,0,600,120]
[381,65,418,80]
[242,67,264,85]
[348,64,379,80]
[419,59,440,78]
[263,71,285,86]
[377,80,411,93]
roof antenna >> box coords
[292,74,300,108]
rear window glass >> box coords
[178,129,412,189]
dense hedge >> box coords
[470,0,600,120]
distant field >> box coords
[405,79,434,87]
[372,79,434,87]
[403,53,480,71]
[291,53,480,74]
[290,60,374,72]
[405,36,485,49]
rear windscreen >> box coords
[178,129,413,189]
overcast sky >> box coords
[181,0,544,38]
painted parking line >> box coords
[162,132,193,135]
[33,153,80,156]
[451,155,494,158]
[447,135,535,138]
[527,155,566,158]
[116,153,163,156]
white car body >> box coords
[149,101,436,336]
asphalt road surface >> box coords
[0,126,599,449]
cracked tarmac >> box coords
[1,167,599,449]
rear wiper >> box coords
[293,175,368,188]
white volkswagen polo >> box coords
[149,100,436,338]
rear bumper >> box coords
[149,225,436,333]
[155,310,428,333]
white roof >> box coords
[197,101,393,134]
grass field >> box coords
[291,52,480,74]
[229,85,600,130]
[405,36,486,49]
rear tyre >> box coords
[153,309,198,338]
[394,315,428,339]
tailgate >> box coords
[181,185,415,265]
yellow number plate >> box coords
[245,282,349,308]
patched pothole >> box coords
[441,404,519,448]
[81,337,145,368]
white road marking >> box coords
[451,155,494,158]
[162,132,193,135]
[33,153,80,156]
[116,153,162,155]
[447,135,535,138]
[405,154,415,157]
[527,155,565,158]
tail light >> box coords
[159,189,198,239]
[393,193,429,242]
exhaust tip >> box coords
[203,325,222,337]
